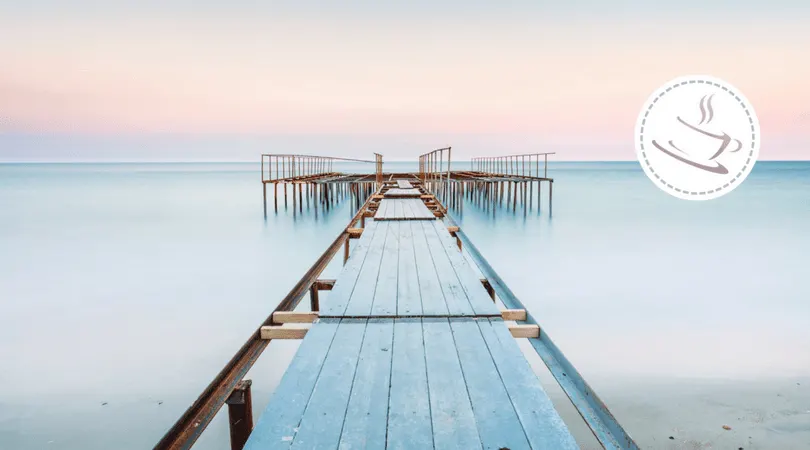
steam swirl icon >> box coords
[651,94,743,175]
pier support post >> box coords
[343,239,350,265]
[309,284,320,311]
[263,183,267,218]
[549,180,553,217]
[274,183,278,212]
[226,380,253,450]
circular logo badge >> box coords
[635,75,760,200]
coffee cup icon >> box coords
[652,94,742,174]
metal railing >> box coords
[471,152,556,179]
[261,154,377,183]
[418,147,452,200]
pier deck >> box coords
[245,189,578,450]
[156,152,637,450]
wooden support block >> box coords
[433,211,444,217]
[315,279,336,290]
[420,194,435,199]
[508,324,540,338]
[501,309,527,321]
[260,325,310,340]
[372,194,384,200]
[272,311,319,324]
[347,228,364,238]
[446,225,460,233]
[362,211,375,218]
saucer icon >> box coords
[635,75,760,201]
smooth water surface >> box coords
[1,161,808,449]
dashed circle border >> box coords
[637,77,758,197]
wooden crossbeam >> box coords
[347,228,364,238]
[508,324,540,338]
[260,325,310,340]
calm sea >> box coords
[1,161,808,449]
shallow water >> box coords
[1,161,808,449]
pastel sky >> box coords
[1,1,808,161]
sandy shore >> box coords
[545,376,810,450]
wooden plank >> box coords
[411,198,437,219]
[509,324,540,338]
[397,180,413,189]
[243,319,341,450]
[272,311,318,324]
[374,199,388,219]
[397,219,421,315]
[288,319,368,449]
[419,221,475,316]
[386,319,433,449]
[260,325,309,339]
[422,319,482,449]
[403,198,415,219]
[501,309,527,321]
[370,221,399,316]
[410,222,450,316]
[324,221,389,316]
[337,319,394,450]
[384,188,421,197]
[394,199,404,219]
[429,221,500,316]
[449,319,532,450]
[479,319,578,449]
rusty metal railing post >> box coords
[226,380,254,450]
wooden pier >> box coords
[155,152,637,450]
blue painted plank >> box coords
[410,222,450,316]
[387,318,434,449]
[419,222,475,316]
[370,221,399,316]
[479,319,579,449]
[289,319,368,449]
[375,200,388,219]
[450,319,531,450]
[337,319,395,450]
[429,221,500,316]
[397,220,422,315]
[243,319,342,450]
[332,221,389,316]
[320,221,381,316]
[422,319,482,450]
[394,199,404,219]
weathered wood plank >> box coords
[370,221,399,316]
[272,311,318,324]
[242,319,341,450]
[429,221,500,316]
[337,319,394,449]
[479,319,579,449]
[387,319,434,449]
[411,221,450,316]
[384,188,421,197]
[396,180,413,189]
[419,221,475,316]
[422,319,482,449]
[326,221,389,316]
[450,319,532,450]
[289,319,368,449]
[374,199,388,219]
[509,324,540,338]
[260,325,309,339]
[397,219,421,315]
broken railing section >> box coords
[471,152,556,179]
[418,146,452,203]
[153,193,379,450]
[444,214,640,450]
[260,153,382,217]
